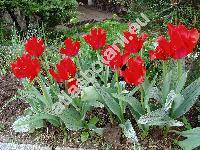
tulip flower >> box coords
[49,58,76,83]
[11,54,41,81]
[101,45,129,71]
[83,27,106,50]
[120,56,146,86]
[124,31,148,54]
[67,78,79,94]
[60,37,80,57]
[24,36,45,57]
[167,23,199,59]
[149,36,171,61]
[149,24,199,60]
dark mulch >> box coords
[0,73,26,128]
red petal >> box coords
[24,36,45,57]
[121,56,146,86]
[83,28,106,50]
[167,23,199,59]
[11,54,41,81]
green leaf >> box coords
[89,117,99,125]
[182,116,192,130]
[48,118,61,127]
[121,120,140,149]
[127,87,140,97]
[115,94,144,116]
[138,108,183,126]
[148,86,161,101]
[81,86,101,102]
[138,108,168,124]
[81,131,89,143]
[138,90,177,125]
[0,123,5,132]
[20,77,53,110]
[93,128,104,135]
[164,90,176,111]
[18,88,46,112]
[81,101,91,120]
[12,115,44,133]
[95,85,123,122]
[12,112,60,133]
[59,107,83,131]
[142,76,157,112]
[81,86,104,108]
[162,71,172,104]
[173,77,200,117]
[144,117,183,126]
[37,75,53,107]
[61,91,80,111]
[138,90,183,127]
[80,73,122,121]
[177,127,200,150]
[175,72,188,93]
[171,93,185,114]
[88,100,104,108]
[88,123,104,135]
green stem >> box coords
[177,59,182,81]
[140,85,145,110]
[163,126,170,137]
[105,66,109,86]
[37,76,52,108]
[162,61,167,78]
[115,71,121,93]
[114,71,124,123]
[62,123,68,144]
[140,47,143,58]
[108,110,114,125]
[76,54,82,71]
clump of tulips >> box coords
[11,24,199,88]
[11,23,200,148]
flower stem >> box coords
[115,71,124,123]
[162,61,167,78]
[37,76,52,108]
[140,85,145,110]
[163,126,170,137]
[115,71,121,93]
[177,59,182,81]
[105,66,109,86]
[75,55,82,71]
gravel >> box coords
[0,142,97,150]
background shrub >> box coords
[0,0,78,31]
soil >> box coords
[78,6,115,22]
[55,5,121,30]
[0,73,128,149]
[0,73,183,150]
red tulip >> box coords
[67,78,79,94]
[167,23,199,59]
[121,56,146,86]
[24,36,45,57]
[83,27,106,50]
[60,38,80,57]
[49,58,76,83]
[124,31,148,54]
[11,54,41,81]
[101,45,129,70]
[149,36,171,61]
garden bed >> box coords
[0,73,199,149]
[0,1,200,150]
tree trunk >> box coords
[5,6,21,32]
